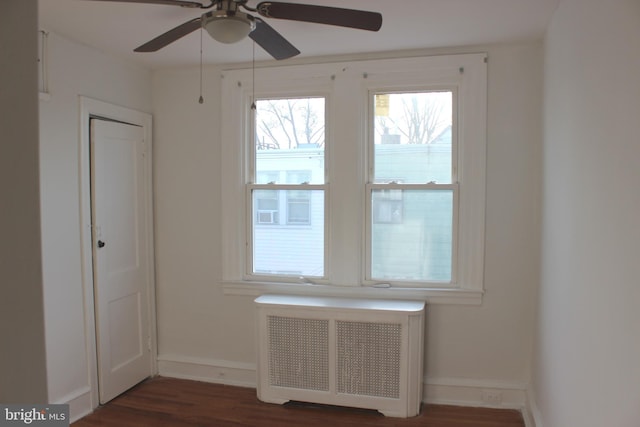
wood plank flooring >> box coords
[72,377,525,427]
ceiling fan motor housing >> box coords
[202,0,256,44]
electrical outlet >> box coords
[481,389,503,405]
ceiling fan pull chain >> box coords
[251,41,256,111]
[199,27,204,104]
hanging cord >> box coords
[198,27,204,104]
[251,41,256,111]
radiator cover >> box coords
[255,295,425,417]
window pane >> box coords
[252,189,324,277]
[371,189,453,282]
[287,199,310,224]
[256,171,279,184]
[287,190,311,225]
[374,92,452,184]
[255,98,325,184]
[372,188,403,223]
[286,170,312,184]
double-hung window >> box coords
[249,97,326,278]
[221,54,487,304]
[367,90,456,284]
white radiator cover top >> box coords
[255,295,425,417]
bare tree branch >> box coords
[255,98,325,150]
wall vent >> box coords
[267,316,329,391]
[256,295,425,417]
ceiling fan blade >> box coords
[256,2,382,31]
[249,18,300,60]
[134,17,202,52]
[83,0,208,8]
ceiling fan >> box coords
[85,0,383,60]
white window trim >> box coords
[220,54,487,305]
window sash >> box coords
[247,183,327,279]
[365,183,459,285]
[369,88,458,185]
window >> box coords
[249,97,326,278]
[368,91,456,283]
[221,54,487,303]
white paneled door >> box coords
[91,118,152,404]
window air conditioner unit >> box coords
[257,210,277,224]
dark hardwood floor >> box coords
[72,377,525,427]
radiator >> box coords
[255,295,425,417]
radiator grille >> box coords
[336,321,402,398]
[267,316,329,391]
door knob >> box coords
[97,240,106,248]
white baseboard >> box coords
[52,386,92,423]
[157,356,533,421]
[424,377,527,410]
[157,354,256,388]
[523,387,543,427]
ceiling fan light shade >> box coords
[203,11,256,44]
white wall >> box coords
[0,0,48,403]
[152,42,542,406]
[532,0,640,426]
[33,1,640,422]
[38,31,151,417]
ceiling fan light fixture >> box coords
[203,10,255,44]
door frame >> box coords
[79,96,157,410]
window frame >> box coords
[247,94,329,281]
[220,54,487,305]
[365,87,459,287]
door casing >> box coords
[79,97,156,410]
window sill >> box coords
[222,281,483,305]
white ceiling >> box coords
[39,0,559,69]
